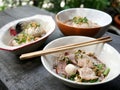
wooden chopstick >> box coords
[44,36,111,51]
[20,36,112,60]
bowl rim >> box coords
[56,8,112,29]
[41,36,120,86]
[0,14,56,51]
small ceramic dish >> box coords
[0,15,55,55]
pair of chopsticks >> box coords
[20,36,112,60]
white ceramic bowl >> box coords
[0,15,55,55]
[41,36,120,88]
[56,8,112,37]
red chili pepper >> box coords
[9,27,17,36]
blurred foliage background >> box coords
[0,0,111,12]
[0,0,119,17]
[1,0,120,35]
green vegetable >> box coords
[82,17,88,23]
[66,59,72,64]
[97,64,104,70]
[103,68,110,76]
[30,21,40,28]
[68,74,76,81]
[14,32,34,44]
[89,79,98,83]
[72,16,88,24]
[81,78,98,83]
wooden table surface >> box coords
[0,5,120,90]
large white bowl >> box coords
[0,15,55,55]
[41,36,120,88]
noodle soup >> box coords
[9,20,46,46]
[64,16,100,28]
[53,49,110,83]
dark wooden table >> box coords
[0,5,120,90]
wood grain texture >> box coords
[0,5,120,90]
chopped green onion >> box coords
[81,78,98,83]
[14,38,19,41]
[68,74,76,81]
[103,68,110,76]
[82,17,88,23]
[97,64,104,70]
[89,78,98,83]
[80,54,83,58]
[72,16,88,24]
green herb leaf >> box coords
[97,64,104,70]
[68,74,76,81]
[72,16,88,24]
[89,78,98,83]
